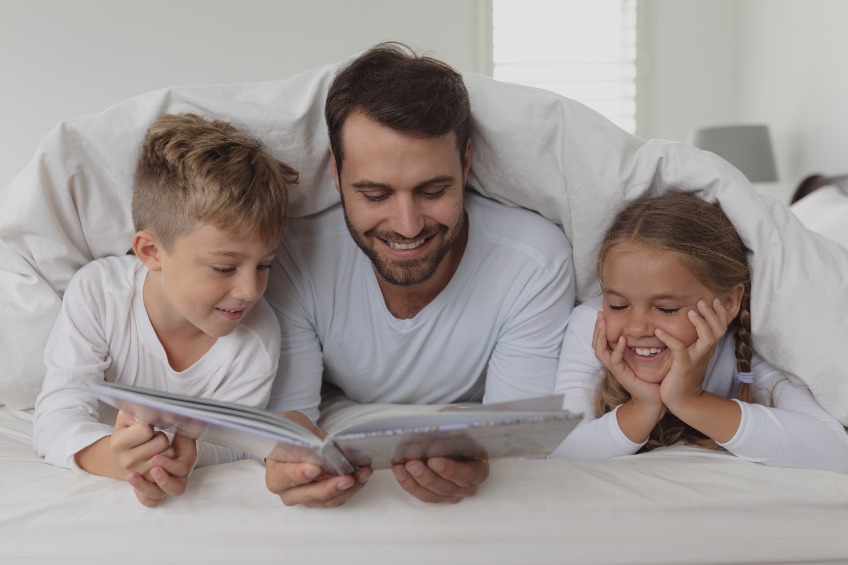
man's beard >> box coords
[341,193,465,287]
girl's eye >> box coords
[658,307,680,315]
[608,304,627,311]
[257,263,273,272]
[213,266,235,274]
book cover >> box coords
[88,381,581,475]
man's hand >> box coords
[264,410,372,508]
[391,457,489,503]
[265,459,372,508]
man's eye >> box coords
[420,187,447,199]
[363,193,388,202]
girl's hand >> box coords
[593,313,663,408]
[658,298,731,409]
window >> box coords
[491,0,638,133]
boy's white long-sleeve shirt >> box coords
[33,255,280,472]
[551,298,848,472]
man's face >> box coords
[332,111,470,288]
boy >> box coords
[34,113,297,507]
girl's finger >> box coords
[593,315,611,365]
[609,335,627,366]
[655,327,687,359]
[699,298,729,338]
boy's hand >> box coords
[127,433,197,508]
[111,410,174,476]
[111,410,194,508]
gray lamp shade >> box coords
[689,124,778,183]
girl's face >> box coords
[600,243,736,384]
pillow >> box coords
[2,61,847,425]
[790,185,848,249]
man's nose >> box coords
[390,195,425,239]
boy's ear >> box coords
[723,283,745,319]
[132,230,163,271]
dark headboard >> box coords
[791,173,848,204]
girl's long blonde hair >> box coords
[595,191,755,451]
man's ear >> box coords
[329,145,341,194]
[132,230,163,271]
[722,283,745,319]
[462,138,472,179]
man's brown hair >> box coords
[325,42,471,174]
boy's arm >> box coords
[74,410,174,479]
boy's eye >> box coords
[257,263,273,272]
[212,266,235,274]
[658,307,681,315]
[607,304,627,311]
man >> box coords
[263,43,575,507]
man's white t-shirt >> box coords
[266,191,575,420]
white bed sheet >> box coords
[2,406,847,565]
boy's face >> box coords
[142,223,277,339]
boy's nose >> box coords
[233,272,264,302]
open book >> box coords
[88,381,581,475]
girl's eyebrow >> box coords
[603,288,693,302]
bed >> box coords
[2,57,848,564]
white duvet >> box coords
[1,59,846,423]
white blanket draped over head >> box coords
[1,60,846,424]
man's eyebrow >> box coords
[350,175,456,191]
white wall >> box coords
[4,0,848,205]
[0,0,483,191]
[643,0,848,203]
[736,0,848,202]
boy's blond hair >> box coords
[132,113,297,250]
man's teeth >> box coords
[634,347,662,357]
[388,239,426,250]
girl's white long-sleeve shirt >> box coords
[551,298,848,472]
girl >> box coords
[550,191,848,471]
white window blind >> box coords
[492,0,638,133]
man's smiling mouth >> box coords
[387,238,427,251]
